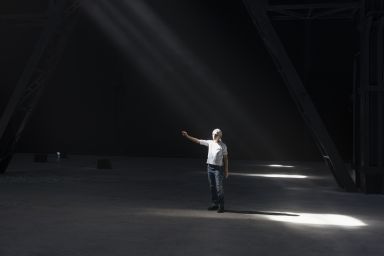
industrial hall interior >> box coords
[0,0,384,255]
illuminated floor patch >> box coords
[139,209,366,228]
[267,213,367,227]
[267,164,295,168]
[231,173,308,179]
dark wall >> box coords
[16,16,123,155]
[1,0,357,161]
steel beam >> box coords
[243,0,357,191]
[0,0,80,173]
[355,0,384,193]
[268,2,359,21]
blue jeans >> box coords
[207,164,224,208]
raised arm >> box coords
[181,131,200,144]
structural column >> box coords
[356,0,384,192]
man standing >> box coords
[181,129,229,213]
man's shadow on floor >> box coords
[225,209,299,217]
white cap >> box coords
[212,128,222,135]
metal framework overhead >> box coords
[0,0,80,173]
[268,2,359,20]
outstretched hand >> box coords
[181,131,188,137]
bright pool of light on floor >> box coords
[139,209,366,228]
[267,213,367,227]
[231,173,308,179]
[267,164,294,168]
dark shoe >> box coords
[217,207,224,213]
[208,205,219,211]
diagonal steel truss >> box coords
[243,0,358,191]
[0,0,80,173]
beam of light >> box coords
[267,164,294,168]
[83,0,213,129]
[231,173,308,179]
[82,0,278,157]
[125,0,279,156]
[267,213,367,227]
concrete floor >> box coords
[0,154,384,256]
